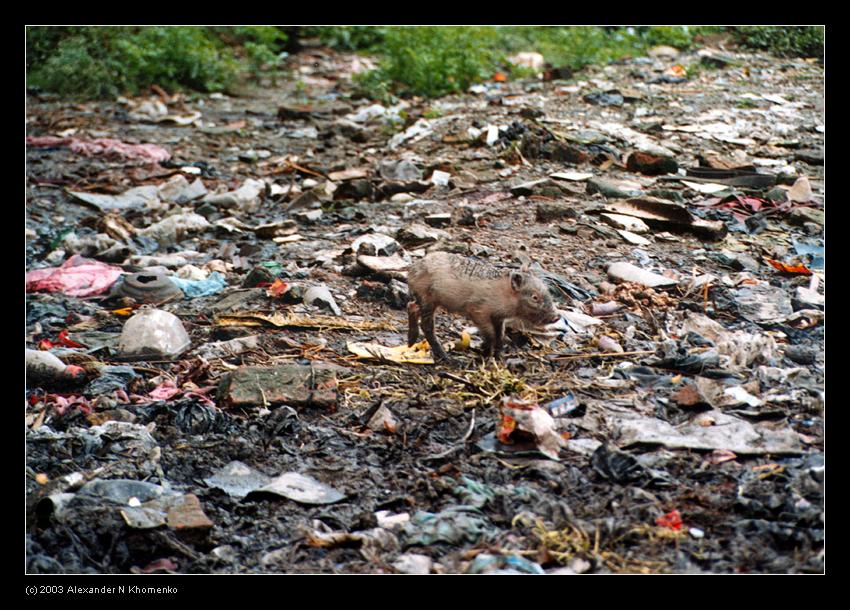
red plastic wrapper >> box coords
[765,258,812,275]
[656,509,683,531]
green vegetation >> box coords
[27,26,823,102]
[362,27,501,98]
[494,26,685,72]
[26,26,285,99]
[352,26,707,99]
[307,26,388,51]
[732,26,824,59]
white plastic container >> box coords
[118,308,190,360]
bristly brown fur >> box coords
[407,252,558,362]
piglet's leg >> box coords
[420,305,449,361]
[490,316,505,359]
[407,301,421,346]
[471,311,497,358]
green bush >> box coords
[219,26,287,48]
[27,26,242,98]
[361,27,501,98]
[732,26,824,58]
[308,26,387,51]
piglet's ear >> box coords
[511,272,525,291]
[519,262,530,273]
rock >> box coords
[254,220,298,239]
[671,384,712,409]
[396,223,450,247]
[328,167,370,182]
[430,170,451,186]
[356,254,410,274]
[600,213,650,233]
[626,151,678,176]
[202,178,265,212]
[649,45,679,59]
[794,149,824,165]
[587,177,645,198]
[332,119,368,142]
[510,178,550,196]
[783,345,816,365]
[303,285,342,315]
[334,179,374,201]
[794,286,824,309]
[785,177,814,203]
[766,187,789,203]
[211,288,269,312]
[352,233,400,256]
[734,284,794,323]
[217,364,339,408]
[536,201,579,223]
[287,190,321,212]
[294,209,323,223]
[617,230,651,246]
[699,52,733,68]
[380,159,423,182]
[393,553,433,575]
[583,90,624,106]
[424,213,452,227]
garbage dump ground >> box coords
[26,43,824,574]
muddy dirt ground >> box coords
[25,42,824,574]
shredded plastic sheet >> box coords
[216,312,395,332]
[26,136,171,163]
[348,340,434,364]
[26,255,123,297]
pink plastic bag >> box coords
[26,136,171,163]
[26,255,123,297]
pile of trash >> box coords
[26,41,823,574]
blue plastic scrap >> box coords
[545,393,580,417]
[793,241,824,270]
[171,272,227,299]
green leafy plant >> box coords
[364,27,501,98]
[27,26,239,98]
[732,26,824,59]
[308,26,388,51]
[245,41,283,85]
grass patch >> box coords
[351,26,707,99]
